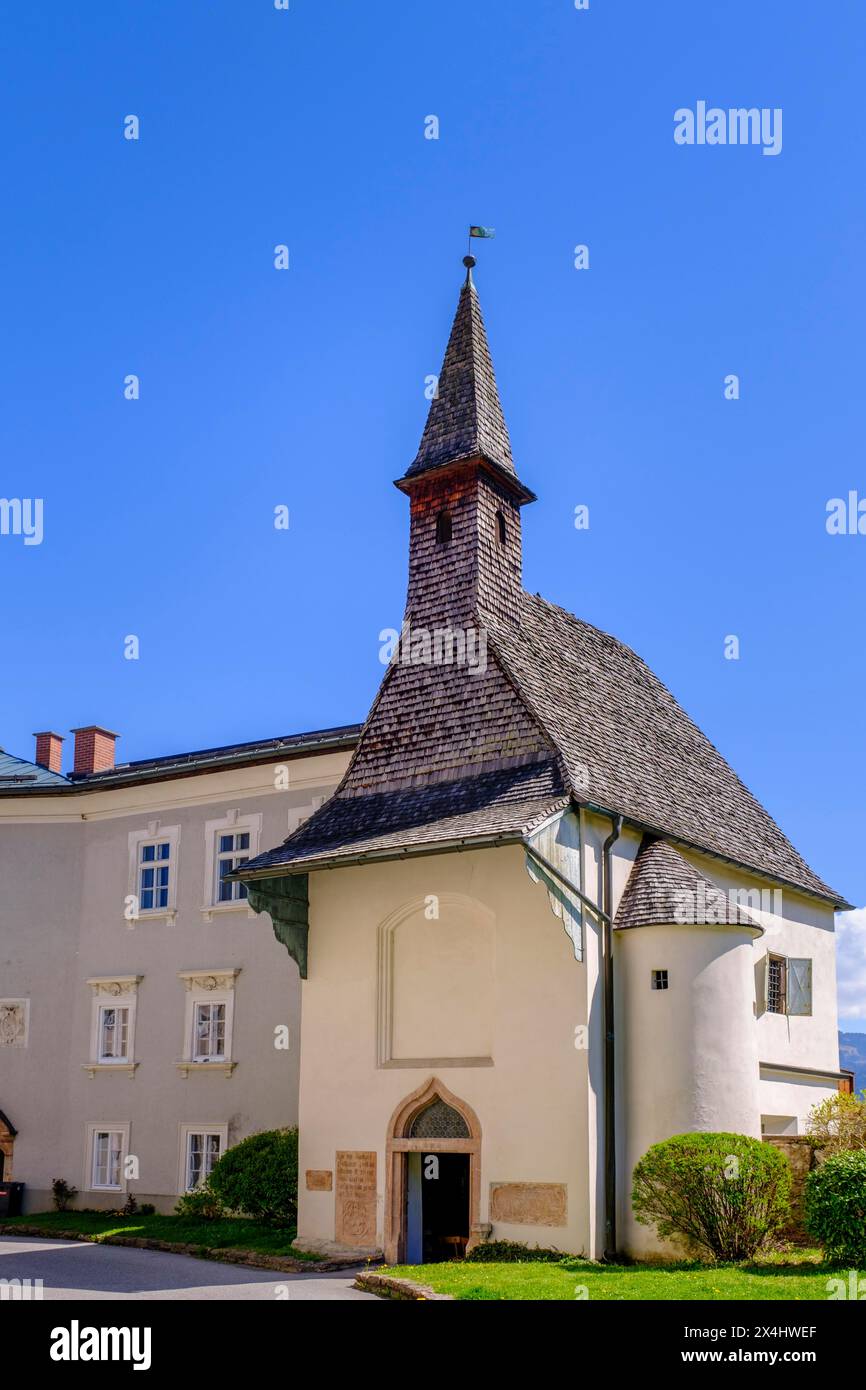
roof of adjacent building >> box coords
[0,749,68,789]
[0,724,361,796]
[403,264,518,483]
[614,836,761,931]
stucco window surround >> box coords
[176,970,240,1077]
[0,998,30,1049]
[376,892,496,1069]
[201,809,262,920]
[84,1121,131,1193]
[84,977,142,1078]
[384,1077,484,1265]
[177,1122,228,1193]
[286,795,327,835]
[127,821,180,924]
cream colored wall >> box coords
[295,845,594,1257]
[0,750,350,1212]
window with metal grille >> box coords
[767,955,786,1014]
[409,1098,469,1139]
[651,969,669,991]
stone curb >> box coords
[354,1271,454,1301]
[0,1224,368,1275]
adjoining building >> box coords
[0,725,358,1211]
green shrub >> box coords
[807,1091,866,1155]
[804,1150,866,1264]
[465,1240,564,1263]
[206,1128,298,1224]
[174,1186,224,1220]
[51,1178,78,1213]
[631,1132,791,1262]
[139,1203,156,1217]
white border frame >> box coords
[84,1120,131,1193]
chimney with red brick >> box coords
[33,731,64,775]
[71,726,118,776]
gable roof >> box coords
[403,264,517,482]
[241,591,846,907]
[614,836,761,931]
[485,595,845,906]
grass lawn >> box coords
[382,1250,854,1300]
[0,1210,319,1260]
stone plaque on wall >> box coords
[490,1182,567,1227]
[335,1151,377,1247]
[305,1169,333,1192]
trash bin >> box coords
[0,1182,24,1216]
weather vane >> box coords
[466,224,496,262]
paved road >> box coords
[0,1235,378,1301]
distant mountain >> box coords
[839,1032,866,1094]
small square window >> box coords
[651,969,669,991]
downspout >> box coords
[602,814,623,1261]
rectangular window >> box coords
[98,1006,130,1062]
[193,1002,226,1062]
[767,955,787,1014]
[651,969,669,991]
[92,1130,123,1189]
[139,840,171,911]
[186,1131,223,1191]
[216,832,250,903]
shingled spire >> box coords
[402,257,525,487]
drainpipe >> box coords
[602,814,623,1261]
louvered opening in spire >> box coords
[405,265,517,480]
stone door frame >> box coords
[384,1076,482,1264]
[0,1109,16,1182]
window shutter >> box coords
[787,958,812,1016]
[754,953,768,1015]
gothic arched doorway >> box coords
[384,1078,481,1264]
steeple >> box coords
[395,261,535,629]
[399,257,533,500]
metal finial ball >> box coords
[463,254,477,269]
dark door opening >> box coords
[406,1152,470,1262]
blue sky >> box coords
[2,2,864,1022]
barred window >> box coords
[767,955,786,1014]
[651,969,669,991]
[409,1098,469,1140]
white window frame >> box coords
[127,821,180,923]
[84,1121,130,1192]
[176,971,240,1077]
[201,809,262,919]
[178,1123,228,1194]
[85,978,140,1077]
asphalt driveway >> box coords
[0,1234,378,1301]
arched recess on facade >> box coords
[384,1077,482,1264]
[0,1109,16,1181]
